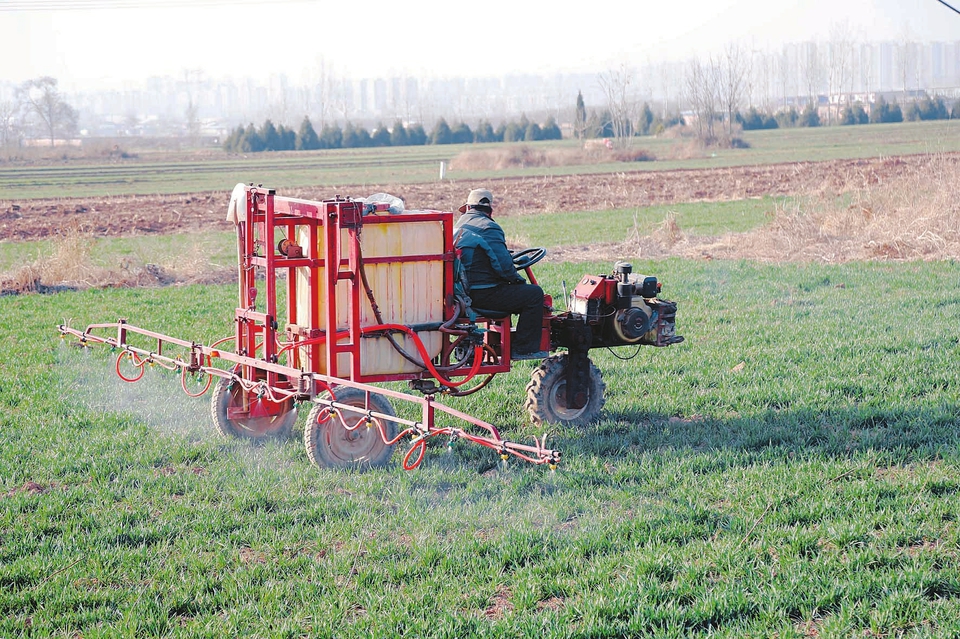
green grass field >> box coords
[3,123,960,637]
[3,120,960,200]
[500,197,782,248]
[3,257,960,637]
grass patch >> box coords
[3,259,960,636]
[0,231,238,293]
[500,198,781,249]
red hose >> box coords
[403,439,427,470]
[115,351,145,383]
[361,323,483,388]
[180,355,213,397]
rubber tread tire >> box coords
[524,354,605,427]
[303,387,397,469]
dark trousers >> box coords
[469,283,545,353]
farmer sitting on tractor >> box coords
[453,188,548,360]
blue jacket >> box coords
[453,209,524,290]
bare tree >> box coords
[774,49,790,112]
[858,42,876,93]
[0,100,20,149]
[16,77,78,145]
[826,22,855,124]
[182,69,204,143]
[597,63,638,148]
[799,42,825,112]
[574,90,587,141]
[308,56,340,130]
[685,56,721,142]
[895,39,922,93]
[331,76,352,122]
[750,48,773,111]
[719,42,751,135]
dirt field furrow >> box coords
[2,154,949,243]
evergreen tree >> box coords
[239,123,263,152]
[390,119,408,146]
[355,126,372,148]
[372,122,391,146]
[871,97,905,124]
[738,107,762,130]
[523,122,541,141]
[277,124,296,150]
[502,121,523,142]
[799,103,820,127]
[738,107,779,130]
[518,113,530,134]
[451,122,474,144]
[904,102,921,122]
[474,119,497,143]
[430,118,453,144]
[869,97,885,123]
[407,123,428,145]
[872,98,903,124]
[915,96,949,120]
[887,103,903,123]
[598,110,614,137]
[585,110,602,138]
[839,103,868,125]
[223,124,244,151]
[319,123,342,149]
[260,119,280,150]
[637,102,654,135]
[540,116,562,140]
[775,107,799,128]
[575,90,587,140]
[342,121,359,148]
[295,116,320,150]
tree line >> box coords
[737,94,960,130]
[222,115,563,152]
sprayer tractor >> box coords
[59,185,682,471]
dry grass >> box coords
[0,223,232,295]
[550,154,960,265]
[449,145,654,171]
[687,153,960,263]
[650,212,685,248]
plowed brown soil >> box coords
[2,154,946,243]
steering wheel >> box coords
[510,247,547,270]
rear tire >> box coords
[303,387,397,469]
[524,354,605,427]
[210,376,296,441]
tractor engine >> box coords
[568,262,683,348]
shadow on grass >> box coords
[579,402,960,465]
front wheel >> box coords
[303,387,397,469]
[524,354,605,427]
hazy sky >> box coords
[2,0,958,91]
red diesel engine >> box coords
[568,262,682,348]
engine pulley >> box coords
[613,305,654,342]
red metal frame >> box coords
[236,187,512,384]
[58,186,557,469]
